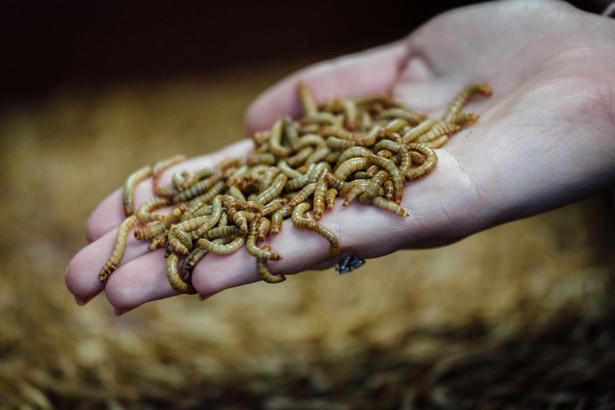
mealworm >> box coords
[256,246,286,284]
[376,108,425,125]
[312,177,327,220]
[181,246,208,282]
[453,112,480,126]
[405,143,438,181]
[424,135,449,149]
[368,154,403,204]
[288,182,317,207]
[179,167,222,192]
[305,146,331,166]
[172,174,223,203]
[268,118,290,158]
[443,82,492,123]
[256,217,271,242]
[277,160,304,179]
[149,232,167,251]
[166,252,197,294]
[283,117,299,150]
[354,126,382,147]
[343,180,371,206]
[291,202,339,257]
[246,219,281,260]
[292,133,326,150]
[320,125,354,140]
[205,225,241,240]
[325,187,338,210]
[232,210,256,235]
[247,152,276,166]
[326,136,355,151]
[270,205,293,234]
[370,196,409,217]
[122,165,152,216]
[286,146,314,167]
[298,82,318,117]
[401,119,437,143]
[167,225,192,255]
[336,146,372,165]
[373,139,400,153]
[190,194,225,239]
[134,207,183,240]
[304,112,342,127]
[260,198,287,216]
[99,215,138,283]
[136,197,169,223]
[415,122,460,143]
[228,184,247,202]
[187,180,226,207]
[197,236,245,255]
[323,172,346,191]
[334,157,370,181]
[254,173,287,205]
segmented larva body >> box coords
[99,215,138,283]
[122,165,153,216]
[256,246,286,284]
[166,252,197,294]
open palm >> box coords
[67,0,615,314]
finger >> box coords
[85,139,254,242]
[66,224,151,304]
[244,41,409,133]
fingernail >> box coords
[113,307,132,317]
[74,296,89,306]
[198,293,212,301]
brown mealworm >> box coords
[166,252,197,294]
[122,165,152,216]
[256,245,286,284]
[197,236,245,255]
[442,82,492,123]
[99,215,138,283]
[136,197,169,223]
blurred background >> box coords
[1,0,614,408]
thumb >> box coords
[244,41,409,133]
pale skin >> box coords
[66,0,615,315]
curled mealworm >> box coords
[167,225,192,255]
[166,252,197,294]
[256,246,286,284]
[334,157,370,181]
[134,207,183,240]
[246,219,281,260]
[368,154,403,204]
[99,215,138,283]
[312,177,327,220]
[122,165,153,216]
[405,143,438,181]
[291,202,339,257]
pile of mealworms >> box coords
[99,82,491,293]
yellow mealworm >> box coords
[254,173,287,205]
[354,126,381,147]
[246,219,281,260]
[370,196,409,217]
[323,171,346,191]
[424,135,449,149]
[228,184,247,202]
[247,152,276,166]
[270,205,293,234]
[405,143,438,181]
[227,165,250,189]
[288,182,317,207]
[383,180,394,200]
[325,187,338,210]
[232,210,256,235]
[376,149,394,159]
[122,165,153,216]
[152,154,186,178]
[187,180,226,207]
[277,160,304,179]
[181,244,211,281]
[326,136,355,151]
[197,236,245,255]
[172,174,223,203]
[258,166,280,193]
[368,154,403,204]
[376,108,425,125]
[291,202,339,257]
[305,146,331,166]
[373,139,400,153]
[365,170,390,201]
[256,246,286,284]
[312,177,327,220]
[167,225,192,255]
[298,82,318,117]
[336,146,372,165]
[172,170,190,191]
[134,207,183,240]
[292,133,326,150]
[253,130,270,146]
[321,125,354,140]
[443,82,492,123]
[452,112,480,126]
[149,232,167,251]
[166,252,197,294]
[397,143,412,176]
[99,215,138,283]
[304,112,342,127]
[402,119,437,143]
[190,195,225,239]
[286,146,314,167]
[334,157,370,181]
[342,180,371,206]
[260,198,287,216]
[179,167,221,192]
[416,122,460,143]
[136,196,169,223]
[205,225,241,240]
[256,217,271,242]
[268,118,290,158]
[382,118,408,137]
[283,117,299,150]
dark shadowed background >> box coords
[1,1,614,409]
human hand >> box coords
[66,0,615,314]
